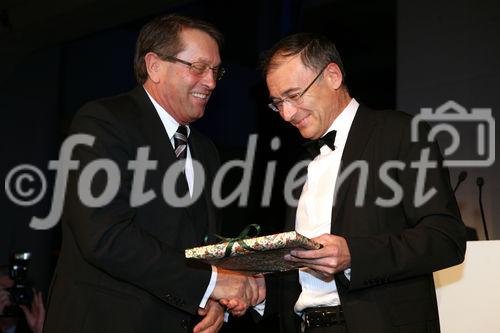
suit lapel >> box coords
[330,105,376,233]
[129,87,194,218]
[129,86,178,173]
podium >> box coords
[434,241,500,333]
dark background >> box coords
[0,0,498,331]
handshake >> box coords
[211,268,266,317]
[193,268,265,333]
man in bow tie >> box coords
[259,33,466,333]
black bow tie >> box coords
[304,130,337,158]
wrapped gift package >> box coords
[185,231,321,274]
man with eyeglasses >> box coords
[44,14,264,333]
[257,33,466,332]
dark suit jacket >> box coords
[44,87,221,333]
[274,105,466,333]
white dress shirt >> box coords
[144,89,194,196]
[294,98,359,313]
[144,87,216,308]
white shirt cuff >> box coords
[199,265,217,308]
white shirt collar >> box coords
[143,86,190,141]
[320,98,359,153]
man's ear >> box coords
[324,62,343,90]
[144,52,162,83]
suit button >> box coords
[181,319,188,328]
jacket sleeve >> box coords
[343,119,466,291]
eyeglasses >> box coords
[268,64,328,112]
[162,55,225,80]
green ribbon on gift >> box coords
[214,224,261,257]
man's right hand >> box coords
[20,289,45,333]
[210,268,265,315]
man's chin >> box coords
[298,128,316,140]
[189,108,205,122]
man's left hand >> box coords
[193,299,224,333]
[284,234,351,276]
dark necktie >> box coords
[174,125,188,161]
[304,130,337,158]
[174,125,189,197]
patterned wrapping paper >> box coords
[185,231,322,274]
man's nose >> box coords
[201,69,217,89]
[281,102,297,122]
